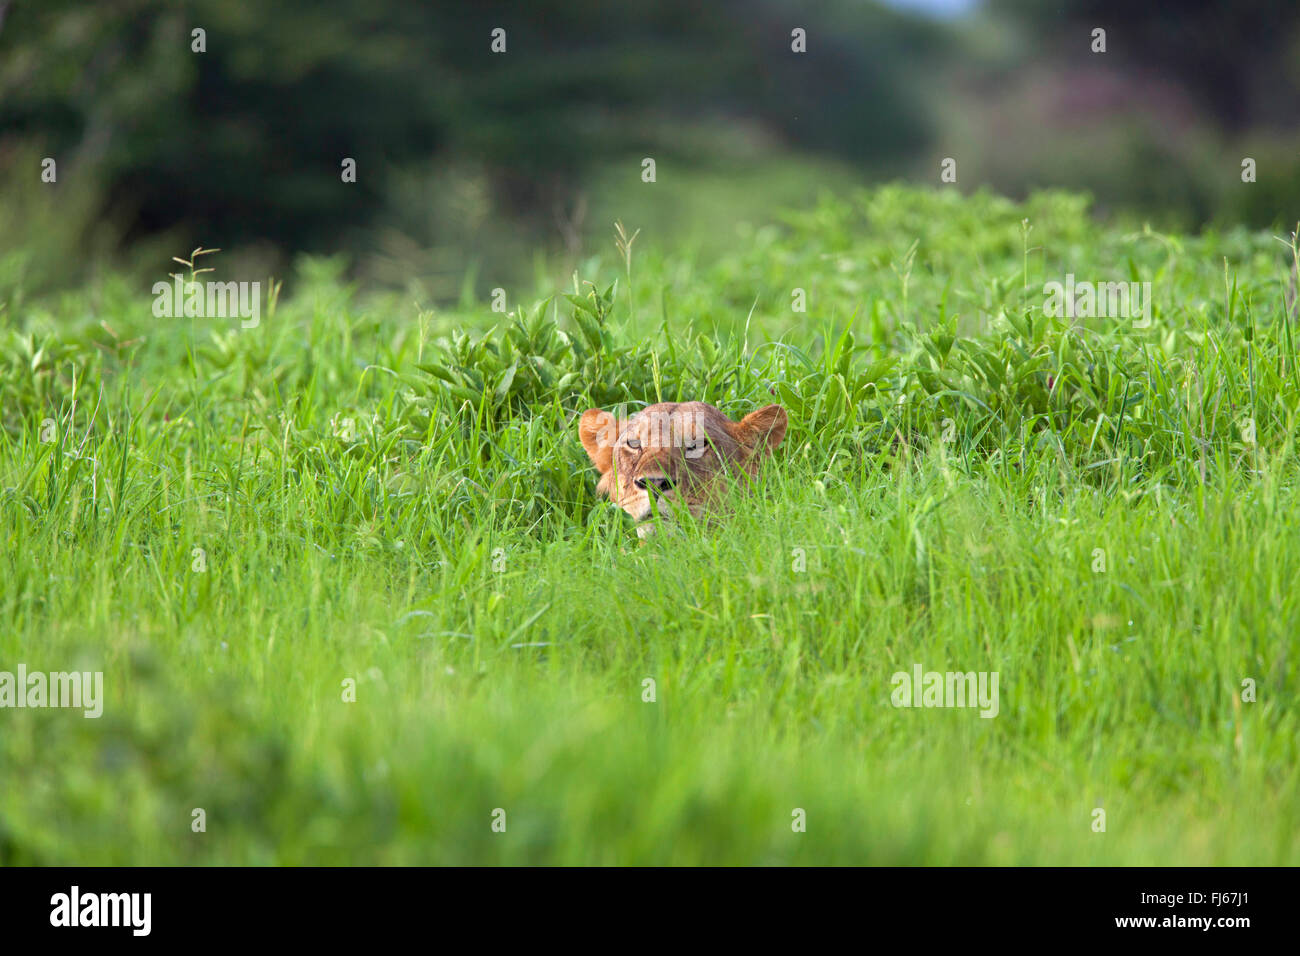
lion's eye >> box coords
[684,438,706,457]
[625,436,641,450]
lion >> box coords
[578,401,787,537]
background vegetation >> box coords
[3,0,1299,305]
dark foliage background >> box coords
[2,0,1298,300]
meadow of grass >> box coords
[1,186,1297,864]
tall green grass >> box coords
[1,187,1296,863]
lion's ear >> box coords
[579,408,618,474]
[733,404,787,459]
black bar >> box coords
[0,866,1282,943]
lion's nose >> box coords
[634,474,674,493]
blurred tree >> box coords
[993,0,1300,131]
[0,0,944,256]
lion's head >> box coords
[578,401,787,536]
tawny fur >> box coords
[579,401,787,536]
